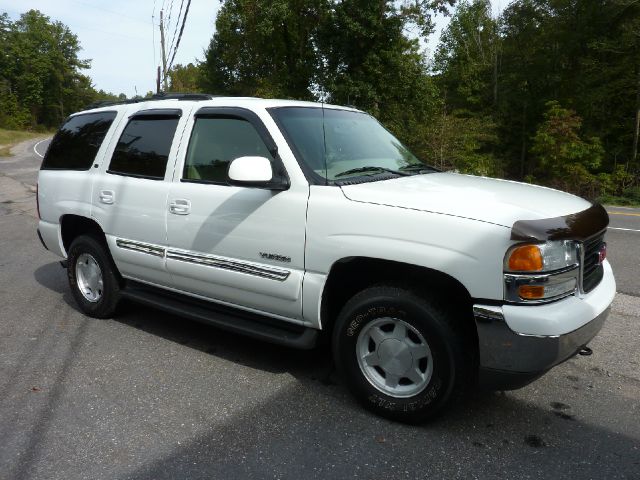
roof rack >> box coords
[84,92,218,110]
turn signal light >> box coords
[508,245,543,272]
[518,285,545,299]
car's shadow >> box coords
[31,261,640,479]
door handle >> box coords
[99,190,115,204]
[169,199,191,215]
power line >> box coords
[152,0,158,74]
[71,0,148,25]
[166,0,186,64]
[165,0,192,75]
[165,0,176,38]
[152,14,156,68]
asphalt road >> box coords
[1,139,639,480]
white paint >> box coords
[228,156,273,183]
[341,173,591,229]
[33,139,49,158]
[38,96,618,335]
[502,261,615,336]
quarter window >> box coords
[41,111,117,170]
[108,115,179,179]
[183,117,272,183]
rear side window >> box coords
[183,117,272,184]
[108,113,180,179]
[41,111,117,170]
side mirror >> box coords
[228,156,287,190]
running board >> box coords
[120,281,318,350]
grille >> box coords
[582,232,605,293]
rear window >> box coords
[41,111,117,170]
[108,114,180,179]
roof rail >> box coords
[84,92,218,110]
[152,92,218,101]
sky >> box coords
[1,1,506,98]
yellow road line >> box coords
[607,211,640,217]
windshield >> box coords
[269,107,429,182]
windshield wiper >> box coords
[334,166,409,178]
[398,164,439,173]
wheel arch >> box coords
[59,214,107,255]
[320,256,477,345]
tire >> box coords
[67,234,121,318]
[332,285,472,423]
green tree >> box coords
[0,9,94,128]
[531,101,604,196]
[433,0,500,111]
[168,63,203,92]
[319,0,443,158]
[200,0,326,99]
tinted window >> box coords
[41,111,117,170]
[183,117,271,183]
[108,116,179,179]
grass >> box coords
[598,195,640,208]
[0,128,49,157]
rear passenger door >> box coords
[92,107,189,286]
[164,107,308,320]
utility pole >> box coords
[156,66,161,94]
[159,9,168,91]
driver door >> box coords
[164,108,308,320]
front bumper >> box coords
[474,261,615,390]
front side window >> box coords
[183,116,272,183]
[270,107,427,182]
[42,111,117,170]
[108,115,179,179]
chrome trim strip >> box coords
[116,238,165,258]
[503,266,579,303]
[115,238,291,282]
[166,250,291,282]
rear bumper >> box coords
[474,262,615,390]
[38,220,65,258]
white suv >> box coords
[37,93,615,422]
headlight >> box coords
[504,241,579,302]
[505,240,578,273]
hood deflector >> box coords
[511,203,609,242]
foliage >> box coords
[200,0,326,99]
[0,10,125,129]
[430,0,639,199]
[530,101,604,196]
[2,2,640,203]
[168,63,203,92]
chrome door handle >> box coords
[169,199,191,215]
[99,190,115,204]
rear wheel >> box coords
[332,285,471,423]
[67,235,121,318]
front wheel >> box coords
[67,235,121,318]
[332,285,472,423]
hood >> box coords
[339,172,592,228]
